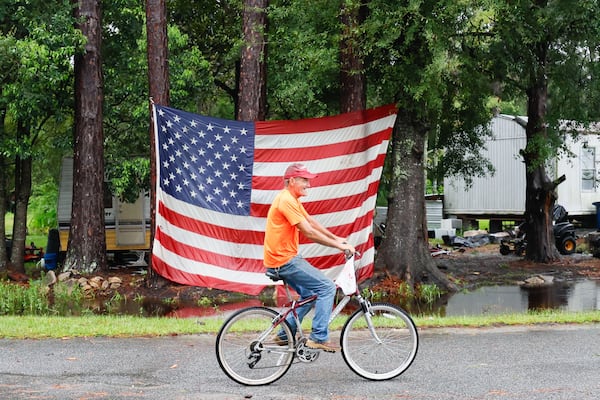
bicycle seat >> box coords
[265,270,283,282]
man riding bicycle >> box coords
[263,163,355,353]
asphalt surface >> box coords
[1,324,599,399]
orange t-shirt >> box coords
[263,189,309,268]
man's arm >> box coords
[297,217,355,254]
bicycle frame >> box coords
[264,254,382,346]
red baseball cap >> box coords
[284,163,318,179]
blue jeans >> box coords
[267,255,336,343]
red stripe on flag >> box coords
[253,129,391,164]
[255,104,398,134]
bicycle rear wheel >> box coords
[340,303,418,381]
[215,306,295,386]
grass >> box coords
[1,310,599,339]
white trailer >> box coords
[57,157,151,255]
[444,114,600,230]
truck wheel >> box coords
[558,237,576,255]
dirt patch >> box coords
[433,244,600,289]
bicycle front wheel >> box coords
[341,303,418,381]
[215,306,295,386]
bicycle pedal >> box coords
[295,338,320,363]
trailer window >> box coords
[581,146,595,191]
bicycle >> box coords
[215,253,419,386]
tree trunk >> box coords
[146,0,170,288]
[339,0,367,113]
[376,109,457,291]
[9,137,32,274]
[0,109,8,273]
[64,0,107,274]
[521,21,559,263]
[522,79,560,262]
[237,0,268,121]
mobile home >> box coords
[444,115,600,230]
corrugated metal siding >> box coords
[444,115,527,216]
[426,200,443,229]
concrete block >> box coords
[441,218,462,230]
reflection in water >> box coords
[443,279,600,316]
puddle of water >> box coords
[81,278,600,318]
[441,279,600,316]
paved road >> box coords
[1,324,599,399]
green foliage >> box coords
[417,283,443,305]
[267,0,341,118]
[106,157,150,203]
[168,0,244,117]
[0,280,49,315]
[365,0,497,193]
[27,180,58,233]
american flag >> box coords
[152,104,397,295]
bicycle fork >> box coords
[331,293,384,345]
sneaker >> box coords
[306,339,340,353]
[271,334,288,346]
